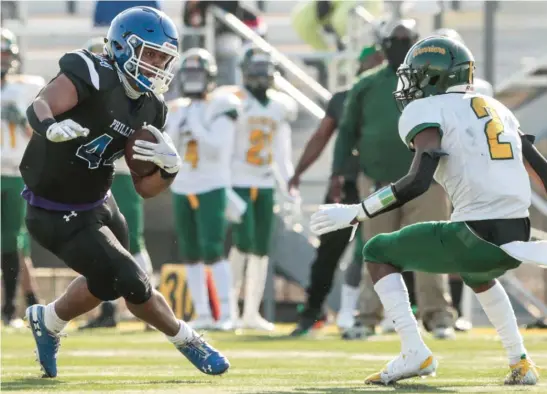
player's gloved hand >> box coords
[133,124,182,174]
[310,203,367,240]
[46,119,90,142]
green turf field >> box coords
[2,323,546,393]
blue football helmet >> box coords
[105,6,179,95]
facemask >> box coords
[383,37,414,71]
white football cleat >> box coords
[242,315,275,331]
[365,348,438,385]
[188,316,214,331]
[432,326,456,340]
[336,310,355,331]
[212,318,235,332]
[504,355,539,385]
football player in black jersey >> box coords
[21,7,230,378]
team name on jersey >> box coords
[109,119,135,137]
[248,116,278,133]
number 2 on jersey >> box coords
[246,129,272,166]
[471,96,514,160]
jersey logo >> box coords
[63,211,78,222]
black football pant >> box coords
[25,195,151,304]
[303,180,360,316]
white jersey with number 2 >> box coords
[398,91,531,222]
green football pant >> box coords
[172,188,227,262]
[111,174,144,254]
[1,176,25,254]
[363,220,522,287]
[231,187,274,257]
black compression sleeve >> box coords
[363,150,444,218]
[521,134,547,191]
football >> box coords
[125,127,159,177]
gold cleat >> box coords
[504,355,539,385]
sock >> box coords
[475,281,527,365]
[1,252,20,319]
[210,259,232,320]
[44,302,68,334]
[339,284,360,316]
[374,273,427,353]
[25,292,39,307]
[100,301,116,319]
[229,247,247,319]
[166,320,194,346]
[184,263,211,319]
[450,278,464,316]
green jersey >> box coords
[333,63,413,183]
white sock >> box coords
[339,284,360,316]
[374,273,427,353]
[184,263,211,319]
[229,247,247,319]
[211,259,232,320]
[475,281,527,365]
[166,320,194,346]
[44,302,68,334]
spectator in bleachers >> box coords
[93,1,161,27]
[182,1,265,86]
[291,0,384,52]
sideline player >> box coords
[1,28,43,327]
[228,46,298,330]
[167,47,240,330]
[21,7,229,378]
[310,36,543,385]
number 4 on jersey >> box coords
[76,133,122,169]
[471,97,514,160]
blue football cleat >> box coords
[26,305,63,378]
[176,333,230,375]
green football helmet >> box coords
[239,45,276,91]
[177,47,217,97]
[393,36,475,111]
[1,28,20,78]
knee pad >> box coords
[86,276,121,302]
[116,258,152,304]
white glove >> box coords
[310,203,366,240]
[46,119,89,142]
[132,124,182,174]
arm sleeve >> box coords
[332,82,361,175]
[58,50,102,102]
[521,134,547,192]
[273,121,295,184]
[398,98,444,150]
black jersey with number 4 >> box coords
[20,49,167,210]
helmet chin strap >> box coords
[114,63,143,100]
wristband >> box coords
[361,184,398,217]
[26,104,56,137]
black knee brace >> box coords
[116,262,152,305]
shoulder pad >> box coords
[214,85,246,100]
[59,49,117,91]
[208,92,242,121]
[167,97,191,112]
[268,90,298,122]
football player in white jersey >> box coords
[1,28,44,327]
[79,37,155,330]
[166,48,241,330]
[228,46,298,331]
[310,36,545,385]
